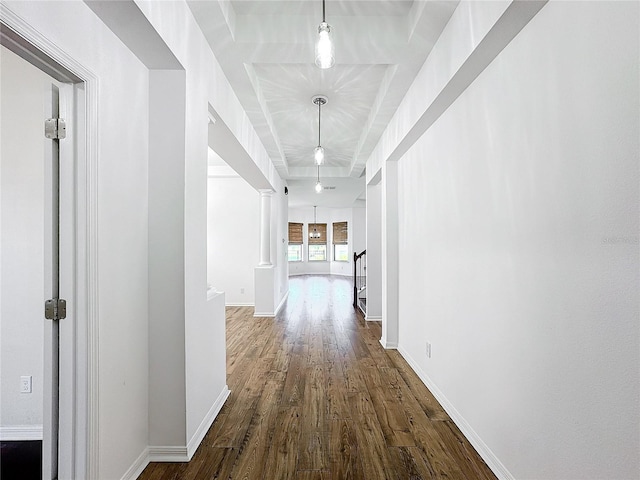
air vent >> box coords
[323,186,336,190]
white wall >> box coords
[381,161,399,347]
[148,70,186,448]
[272,177,289,307]
[0,45,48,439]
[186,289,226,449]
[207,174,259,305]
[395,2,639,479]
[365,182,382,320]
[288,206,362,277]
[351,207,366,257]
[329,208,355,277]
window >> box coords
[308,222,327,261]
[308,244,327,261]
[332,221,348,261]
[288,244,302,262]
[288,222,303,262]
[334,244,349,262]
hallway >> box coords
[139,275,496,479]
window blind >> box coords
[332,221,348,244]
[288,222,303,244]
[308,223,327,245]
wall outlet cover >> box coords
[20,376,32,393]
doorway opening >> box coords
[0,17,98,478]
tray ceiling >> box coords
[191,0,459,205]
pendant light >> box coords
[315,0,335,69]
[312,95,327,165]
[315,165,322,193]
[310,205,321,239]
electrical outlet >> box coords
[426,342,432,358]
[240,288,245,294]
[20,376,32,393]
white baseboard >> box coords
[397,345,514,480]
[187,386,230,458]
[0,425,43,441]
[147,445,189,462]
[365,315,381,321]
[275,290,289,315]
[288,272,351,277]
[121,386,231,480]
[379,339,398,349]
[254,290,289,318]
[120,447,149,480]
[225,302,254,307]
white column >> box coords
[259,189,273,266]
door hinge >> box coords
[45,118,66,140]
[45,298,67,320]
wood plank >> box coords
[347,393,395,479]
[297,429,329,471]
[362,365,415,447]
[432,420,498,480]
[191,446,238,480]
[211,395,259,448]
[380,399,416,447]
[300,363,326,430]
[307,323,324,364]
[386,351,450,422]
[198,412,228,447]
[387,446,437,480]
[157,455,203,480]
[409,419,468,479]
[295,471,330,480]
[137,463,164,480]
[325,364,351,420]
[229,377,281,479]
[262,406,301,480]
[282,352,306,405]
[329,419,364,479]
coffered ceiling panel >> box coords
[252,63,389,169]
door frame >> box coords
[1,5,99,478]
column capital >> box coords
[258,189,274,197]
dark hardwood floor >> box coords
[138,274,496,480]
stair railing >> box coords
[353,249,366,309]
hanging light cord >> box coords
[322,0,326,23]
[313,205,318,234]
[317,165,320,184]
[318,100,322,146]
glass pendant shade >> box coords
[310,205,321,238]
[314,145,325,165]
[315,22,335,69]
[315,181,322,193]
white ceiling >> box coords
[191,0,459,206]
